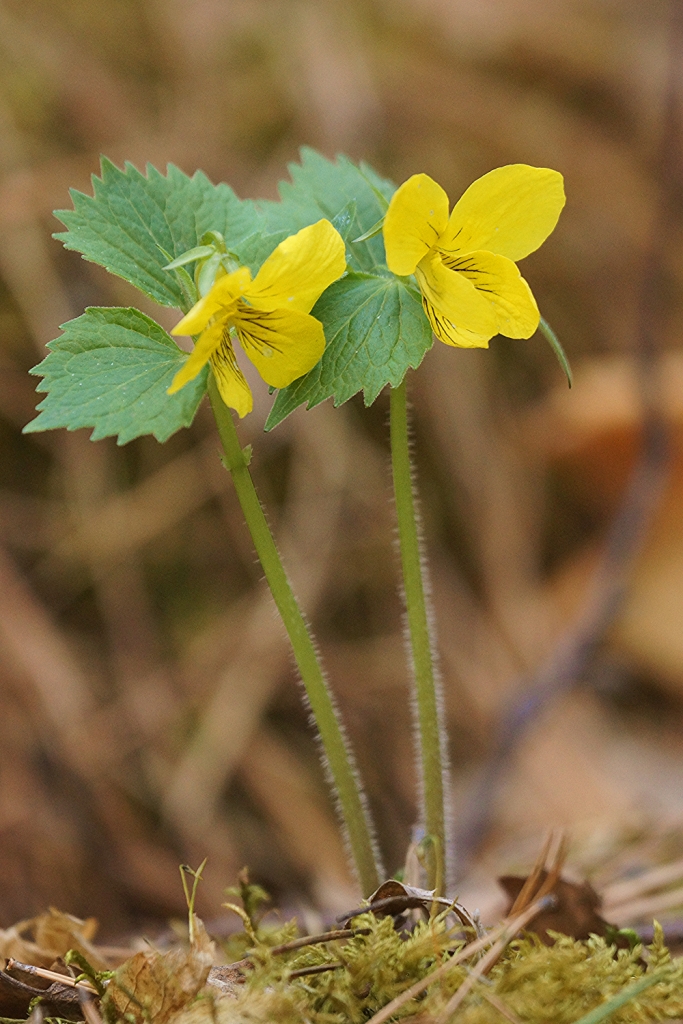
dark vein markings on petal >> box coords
[422,296,460,341]
[438,225,463,253]
[210,330,248,386]
[241,334,285,356]
[237,320,286,356]
[440,253,478,272]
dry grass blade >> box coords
[603,856,683,910]
[534,832,569,902]
[475,982,524,1024]
[508,832,554,915]
[605,883,683,924]
[79,989,104,1024]
[435,940,515,1023]
[506,830,568,924]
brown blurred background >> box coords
[1,0,683,935]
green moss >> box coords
[200,917,683,1024]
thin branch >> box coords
[289,962,343,979]
[267,928,370,957]
[5,960,98,994]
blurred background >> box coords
[1,0,683,936]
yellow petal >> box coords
[422,297,492,348]
[442,250,539,338]
[167,319,226,394]
[415,252,497,336]
[439,164,565,262]
[383,173,450,276]
[171,267,252,336]
[245,220,346,315]
[232,303,325,389]
[210,339,253,418]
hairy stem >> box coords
[208,374,380,896]
[390,376,448,893]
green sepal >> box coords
[200,230,227,250]
[23,307,208,445]
[197,251,224,296]
[539,316,572,388]
[351,216,385,243]
[265,273,433,429]
[54,158,261,309]
[164,245,215,270]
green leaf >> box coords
[258,148,395,275]
[234,202,360,284]
[232,230,290,276]
[265,273,432,429]
[23,307,207,445]
[54,159,262,309]
[260,152,435,427]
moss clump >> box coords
[465,925,683,1024]
[172,916,683,1024]
[247,912,462,1022]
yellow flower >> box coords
[168,219,346,416]
[382,164,565,348]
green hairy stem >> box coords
[208,373,380,897]
[390,376,449,894]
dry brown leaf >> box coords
[0,909,107,971]
[104,916,214,1024]
[498,871,614,944]
[35,908,107,971]
[0,920,50,969]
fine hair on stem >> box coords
[208,373,381,895]
[390,375,452,892]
